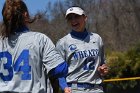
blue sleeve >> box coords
[49,61,68,78]
[58,77,68,90]
[48,61,68,90]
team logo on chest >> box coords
[68,44,99,60]
[69,44,77,51]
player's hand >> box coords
[64,87,71,93]
[98,64,109,76]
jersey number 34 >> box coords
[0,49,31,81]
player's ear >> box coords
[23,12,28,18]
[84,15,87,21]
[23,11,29,23]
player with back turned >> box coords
[0,0,70,93]
[56,6,109,93]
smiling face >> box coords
[66,13,87,32]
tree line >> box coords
[27,0,140,51]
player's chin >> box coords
[72,26,80,31]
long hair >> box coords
[0,0,36,38]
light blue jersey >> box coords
[56,31,106,92]
[0,31,64,93]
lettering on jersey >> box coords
[0,49,31,81]
[68,44,99,70]
[68,44,99,60]
[73,50,99,70]
[73,49,99,60]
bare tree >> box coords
[25,0,140,51]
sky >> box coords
[0,0,56,21]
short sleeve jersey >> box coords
[0,31,64,93]
[56,32,106,84]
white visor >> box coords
[65,7,85,18]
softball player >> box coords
[0,0,69,93]
[56,6,109,93]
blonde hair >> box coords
[1,0,35,38]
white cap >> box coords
[65,7,85,18]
